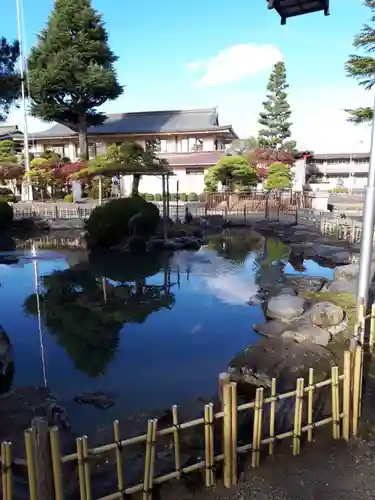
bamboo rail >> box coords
[1,351,357,500]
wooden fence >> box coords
[0,346,366,500]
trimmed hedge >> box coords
[85,196,160,249]
[0,202,13,231]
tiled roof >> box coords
[30,108,237,139]
[0,125,21,138]
[159,151,225,166]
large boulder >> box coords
[266,294,305,321]
[327,279,357,296]
[283,275,326,295]
[282,324,331,346]
[308,301,344,327]
[334,264,360,281]
[229,337,336,390]
[253,321,290,338]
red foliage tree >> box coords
[248,148,295,180]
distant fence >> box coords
[13,203,97,220]
[299,209,363,243]
[0,347,365,500]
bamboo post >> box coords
[50,427,65,500]
[331,366,340,439]
[307,368,314,443]
[204,404,215,488]
[76,438,86,500]
[292,378,304,456]
[113,421,125,495]
[269,378,276,455]
[171,406,181,480]
[370,303,375,352]
[230,382,238,484]
[352,346,362,437]
[1,442,7,500]
[31,417,55,500]
[343,351,351,441]
[358,300,365,347]
[143,419,157,500]
[82,436,92,500]
[252,388,263,468]
[218,372,231,410]
[222,382,232,488]
[25,430,38,500]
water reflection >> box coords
[0,229,334,428]
[24,251,175,377]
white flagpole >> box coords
[16,0,33,201]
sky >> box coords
[1,0,373,153]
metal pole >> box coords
[16,0,33,201]
[356,93,375,311]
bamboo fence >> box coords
[1,346,365,500]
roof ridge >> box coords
[105,108,217,118]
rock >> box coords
[289,231,318,243]
[73,391,115,409]
[330,251,352,265]
[279,287,297,296]
[266,294,305,321]
[283,275,326,295]
[229,337,336,390]
[308,301,344,327]
[282,325,331,346]
[334,264,360,281]
[328,316,349,336]
[253,321,290,338]
[327,279,357,296]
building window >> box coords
[88,143,97,158]
[186,168,204,175]
[190,138,203,152]
[160,139,168,153]
[49,144,67,157]
[181,138,189,153]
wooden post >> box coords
[222,382,232,488]
[218,372,231,409]
[31,417,55,500]
[161,175,167,241]
[343,351,351,441]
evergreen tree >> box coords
[257,61,296,151]
[345,0,375,124]
[0,38,20,122]
[27,0,123,159]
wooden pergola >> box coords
[267,0,329,25]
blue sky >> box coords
[2,0,373,152]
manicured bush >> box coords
[198,193,206,202]
[154,193,162,201]
[188,192,198,201]
[178,192,187,202]
[85,196,160,249]
[0,187,16,203]
[328,187,348,194]
[64,194,73,202]
[145,193,155,201]
[0,201,13,231]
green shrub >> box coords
[328,187,348,193]
[145,193,155,201]
[188,192,198,201]
[64,194,73,202]
[179,192,187,202]
[85,196,160,249]
[0,187,16,203]
[154,193,162,201]
[0,201,13,231]
[198,193,206,202]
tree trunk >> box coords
[131,174,141,196]
[78,115,88,160]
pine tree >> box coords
[345,0,375,124]
[257,61,296,151]
[0,38,20,122]
[27,0,123,159]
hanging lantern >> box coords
[267,0,330,25]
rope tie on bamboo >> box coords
[115,440,123,452]
[1,462,11,474]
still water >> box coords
[0,230,334,432]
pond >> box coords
[0,229,334,434]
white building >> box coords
[308,153,370,190]
[28,108,237,195]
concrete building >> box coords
[28,108,237,195]
[308,153,370,190]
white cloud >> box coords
[187,43,283,88]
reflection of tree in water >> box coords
[207,229,263,263]
[24,253,175,377]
